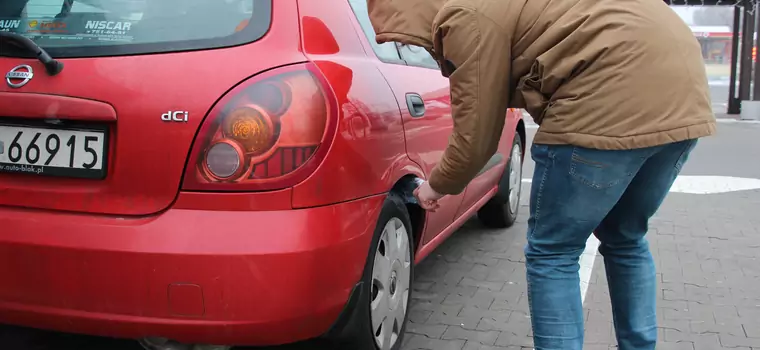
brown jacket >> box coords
[367,0,716,195]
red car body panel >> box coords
[291,2,414,208]
[0,194,383,345]
[0,0,523,345]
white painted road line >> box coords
[520,175,760,305]
[522,117,760,129]
[670,175,760,194]
[520,178,600,304]
[713,118,760,124]
[578,236,600,304]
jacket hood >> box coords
[367,0,446,50]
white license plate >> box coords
[0,123,108,179]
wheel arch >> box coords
[389,175,427,257]
[492,121,526,204]
[324,176,420,347]
[516,118,527,162]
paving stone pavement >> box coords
[400,213,534,350]
[399,121,760,350]
[400,185,760,350]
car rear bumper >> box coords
[0,194,384,346]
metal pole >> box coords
[738,1,755,105]
[729,5,742,114]
[754,2,760,100]
[727,6,742,114]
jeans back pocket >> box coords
[568,147,642,190]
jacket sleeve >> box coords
[427,6,513,195]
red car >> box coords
[0,0,526,349]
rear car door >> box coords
[391,44,469,244]
[346,0,465,244]
[396,46,516,221]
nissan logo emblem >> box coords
[6,65,34,88]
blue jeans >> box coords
[525,139,698,350]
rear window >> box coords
[0,0,272,58]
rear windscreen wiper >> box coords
[0,32,64,76]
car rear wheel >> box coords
[340,194,414,350]
[477,132,523,228]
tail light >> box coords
[182,63,337,191]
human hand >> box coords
[413,181,444,212]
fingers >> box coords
[419,199,441,212]
[413,188,423,204]
[413,182,441,212]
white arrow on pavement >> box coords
[522,175,760,194]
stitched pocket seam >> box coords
[569,147,622,190]
[528,145,551,241]
[673,140,697,172]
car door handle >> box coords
[406,93,425,118]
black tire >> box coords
[477,132,523,228]
[338,194,415,350]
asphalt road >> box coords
[711,82,730,113]
[2,120,759,350]
[710,80,757,114]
